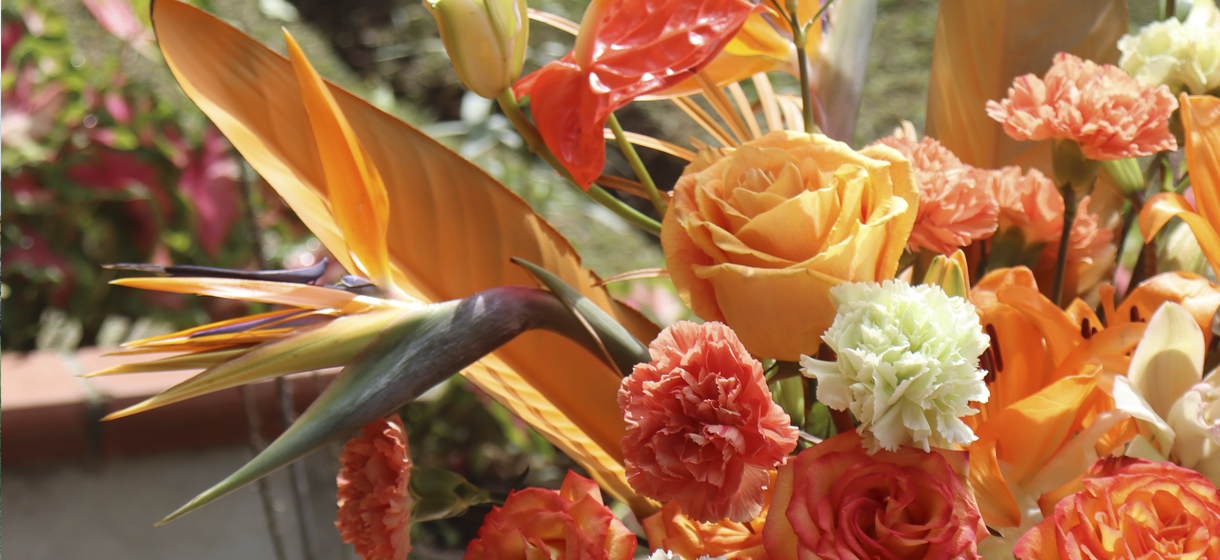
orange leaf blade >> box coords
[283,31,391,288]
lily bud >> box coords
[425,0,528,98]
[921,250,971,299]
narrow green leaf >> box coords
[156,286,606,525]
[805,401,837,441]
[512,257,651,375]
[409,465,496,523]
[770,375,805,429]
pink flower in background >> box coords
[67,148,170,253]
[986,52,1178,160]
[177,127,240,256]
[103,91,132,125]
[619,321,798,523]
[872,129,998,255]
[2,19,23,70]
[82,0,152,49]
[336,415,413,560]
[1,67,65,149]
[622,282,686,326]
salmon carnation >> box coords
[871,128,998,255]
[465,471,636,560]
[620,321,798,523]
[336,416,413,560]
[1015,457,1220,559]
[985,52,1178,160]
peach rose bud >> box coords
[464,471,636,560]
[620,321,798,523]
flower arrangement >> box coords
[83,0,1220,558]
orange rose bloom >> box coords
[641,472,776,560]
[762,431,985,560]
[661,131,917,360]
[464,471,637,560]
[336,416,413,560]
[1015,457,1220,560]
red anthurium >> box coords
[514,0,760,187]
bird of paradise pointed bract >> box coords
[100,0,675,521]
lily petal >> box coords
[1127,302,1205,420]
[1140,192,1220,275]
[1181,94,1220,226]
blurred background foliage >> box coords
[0,0,1163,554]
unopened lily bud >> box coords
[424,0,527,98]
[921,250,971,298]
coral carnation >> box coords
[336,415,413,560]
[620,321,798,523]
[872,125,998,255]
[986,52,1178,160]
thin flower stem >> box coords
[607,113,668,216]
[496,90,663,236]
[796,42,815,134]
[1052,185,1078,306]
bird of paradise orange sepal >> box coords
[114,0,662,513]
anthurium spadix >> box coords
[425,0,528,98]
[126,0,662,514]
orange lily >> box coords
[106,0,662,515]
[513,0,760,187]
[1140,94,1220,277]
[965,265,1220,533]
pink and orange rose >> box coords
[1015,457,1220,560]
[464,471,637,560]
[620,321,797,523]
[641,472,776,560]
[762,431,985,560]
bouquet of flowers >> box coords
[97,0,1220,558]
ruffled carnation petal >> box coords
[620,321,799,523]
[336,415,413,560]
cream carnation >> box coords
[800,281,990,453]
[1119,0,1220,95]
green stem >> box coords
[1052,185,1078,306]
[496,90,662,236]
[796,38,814,134]
[607,113,667,216]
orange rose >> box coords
[762,431,985,560]
[464,471,637,560]
[1015,457,1220,559]
[661,131,917,360]
[641,472,775,560]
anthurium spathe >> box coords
[115,0,663,514]
[513,0,760,187]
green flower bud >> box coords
[425,0,528,98]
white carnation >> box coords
[800,280,990,453]
[649,551,677,560]
[1119,0,1220,95]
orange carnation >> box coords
[985,52,1178,160]
[335,416,413,560]
[620,321,797,523]
[871,131,998,255]
[464,471,637,560]
[1015,457,1220,559]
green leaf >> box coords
[409,466,496,523]
[156,286,611,525]
[512,257,651,375]
[770,375,805,429]
[804,401,837,441]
